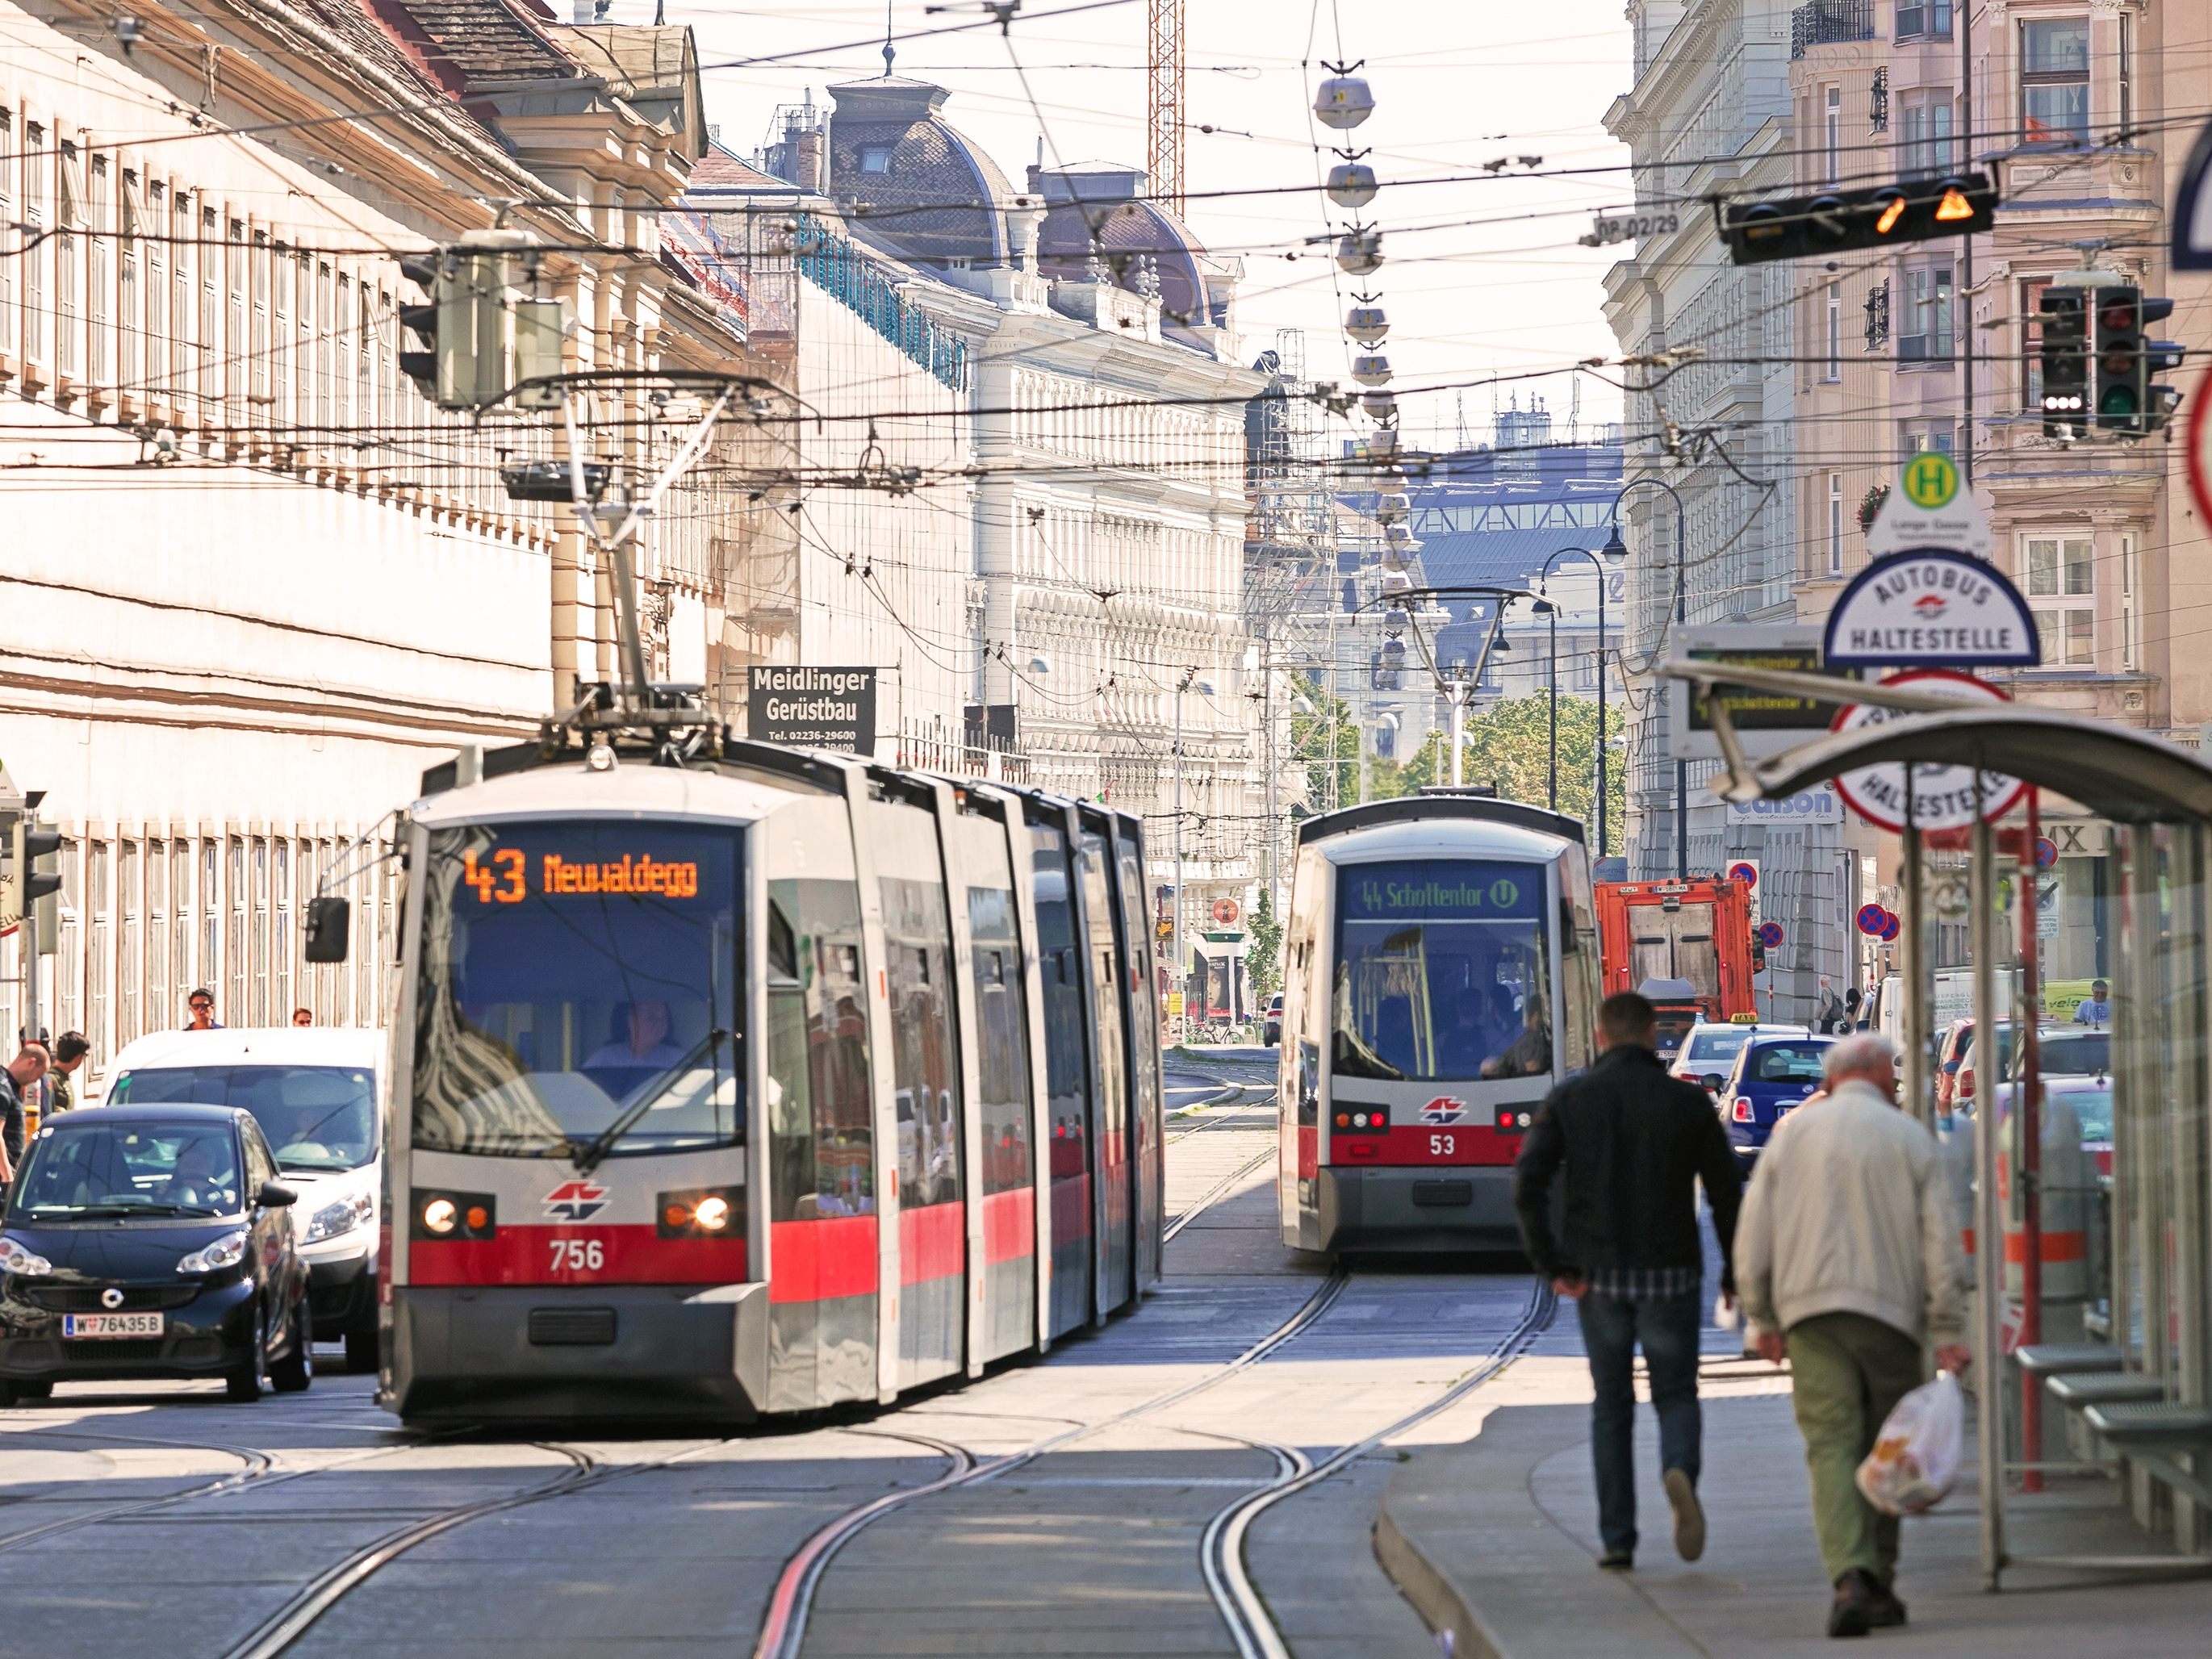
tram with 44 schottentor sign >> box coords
[312,729,1164,1423]
[1277,792,1599,1253]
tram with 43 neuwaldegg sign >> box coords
[316,735,1164,1423]
[1277,792,1599,1252]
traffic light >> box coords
[2038,289,2089,436]
[394,231,537,412]
[2093,286,2145,430]
[0,813,62,934]
[1721,173,1996,266]
[1750,928,1767,975]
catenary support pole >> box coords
[1972,793,2006,1590]
[1901,799,1930,1130]
[2019,788,2044,1490]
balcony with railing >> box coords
[1791,0,1875,58]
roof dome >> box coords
[825,77,1014,266]
[1032,161,1215,336]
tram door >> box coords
[955,797,1039,1363]
[1029,812,1094,1336]
[1079,815,1134,1312]
[864,780,967,1390]
[1111,818,1165,1289]
[760,792,880,1410]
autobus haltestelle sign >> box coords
[1822,548,2042,670]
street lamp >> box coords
[1535,545,1614,850]
[1173,669,1215,1037]
[1604,478,1688,879]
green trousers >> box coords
[1785,1310,1928,1587]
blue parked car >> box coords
[1718,1034,1835,1172]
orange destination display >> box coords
[462,846,702,904]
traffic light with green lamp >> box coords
[2093,286,2145,430]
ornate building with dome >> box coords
[675,72,1269,996]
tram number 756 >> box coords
[1428,1133,1456,1157]
[550,1239,605,1272]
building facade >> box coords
[0,0,750,1068]
[1604,0,1846,1015]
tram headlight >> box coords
[658,1185,742,1240]
[412,1190,496,1240]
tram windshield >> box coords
[1332,859,1550,1083]
[411,821,742,1160]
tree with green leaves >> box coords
[1287,671,1359,813]
[1454,694,1625,846]
[1245,888,1285,1001]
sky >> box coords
[661,0,1638,449]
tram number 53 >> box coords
[550,1239,604,1272]
[1428,1133,1456,1157]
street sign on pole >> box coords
[1865,453,1996,558]
[1668,625,1838,759]
[1829,670,2027,833]
[1758,921,1785,951]
[1823,549,2040,670]
[1857,903,1888,936]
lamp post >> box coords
[1535,544,1616,842]
[1602,477,1688,880]
[1173,668,1214,1036]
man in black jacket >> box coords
[1515,991,1745,1570]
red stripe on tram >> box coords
[409,1227,745,1287]
[768,1216,880,1304]
[899,1201,965,1284]
[981,1185,1037,1265]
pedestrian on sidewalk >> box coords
[1735,1032,1972,1639]
[184,988,222,1030]
[46,1031,89,1115]
[1514,989,1746,1571]
[2,1041,53,1207]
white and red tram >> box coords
[1277,792,1599,1253]
[357,737,1163,1423]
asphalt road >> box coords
[1,1051,1547,1658]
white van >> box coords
[94,1028,383,1372]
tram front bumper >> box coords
[1315,1164,1524,1252]
[387,1281,768,1423]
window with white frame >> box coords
[2020,17,2089,145]
[58,839,80,1038]
[1898,90,1955,176]
[117,841,139,1051]
[172,191,194,396]
[1828,474,1843,575]
[89,842,110,1067]
[2022,534,2093,666]
[2119,532,2139,671]
[227,836,245,1022]
[119,169,142,389]
[251,836,269,1025]
[1825,86,1842,183]
[23,123,45,366]
[273,838,291,1022]
[88,154,111,385]
[1895,0,1952,39]
[1901,417,1955,460]
[55,141,82,378]
[1825,290,1842,380]
[1899,261,1955,361]
[147,841,167,1038]
[199,206,220,402]
[173,842,192,1022]
[0,108,13,357]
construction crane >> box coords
[1148,0,1185,215]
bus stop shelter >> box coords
[1666,657,2212,1587]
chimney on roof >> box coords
[794,127,825,193]
[571,0,592,20]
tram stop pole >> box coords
[1900,769,1932,1130]
[2018,788,2046,1492]
[1972,789,2007,1590]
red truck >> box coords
[1595,878,1760,1051]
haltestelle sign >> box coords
[1822,549,2041,670]
[1829,669,2026,834]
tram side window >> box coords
[969,885,1033,1196]
[1332,859,1551,1084]
[1031,829,1089,1177]
[1081,832,1127,1132]
[1558,854,1599,1073]
[766,879,874,1221]
[882,876,962,1210]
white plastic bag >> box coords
[1855,1371,1964,1515]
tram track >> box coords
[750,1263,1353,1659]
[0,1423,282,1555]
[1196,1277,1558,1658]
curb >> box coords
[1373,1498,1509,1659]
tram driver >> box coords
[585,1001,688,1077]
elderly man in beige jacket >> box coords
[1735,1033,1972,1639]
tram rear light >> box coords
[1335,1114,1350,1128]
[664,1203,692,1229]
[464,1206,490,1232]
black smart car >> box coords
[0,1104,313,1405]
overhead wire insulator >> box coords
[1361,387,1397,422]
[1345,304,1389,345]
[1351,353,1392,387]
[1374,491,1411,524]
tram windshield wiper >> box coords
[568,1027,733,1176]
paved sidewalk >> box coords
[1379,1370,2212,1656]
